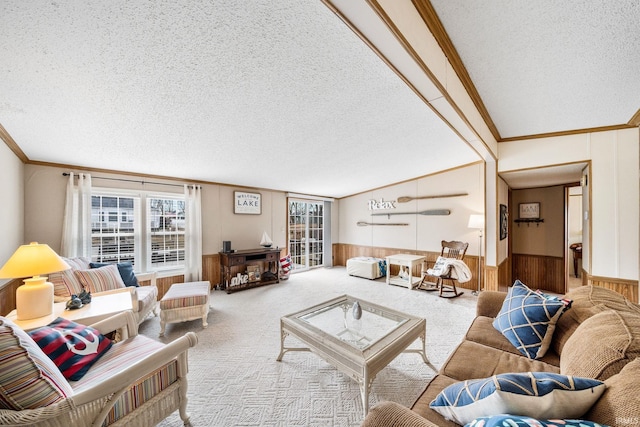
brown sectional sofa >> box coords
[361,285,640,427]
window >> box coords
[91,190,185,273]
[148,197,185,270]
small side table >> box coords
[386,254,426,289]
[5,289,134,331]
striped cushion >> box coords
[105,361,177,424]
[70,334,178,424]
[49,257,91,298]
[135,285,158,313]
[0,317,72,410]
[75,264,126,293]
[160,282,209,310]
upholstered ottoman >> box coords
[159,281,211,336]
[346,257,387,279]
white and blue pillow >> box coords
[465,415,609,427]
[430,372,605,426]
[493,280,571,359]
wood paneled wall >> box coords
[333,243,483,293]
[0,278,22,316]
[512,253,564,294]
[589,275,638,303]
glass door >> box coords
[288,200,324,272]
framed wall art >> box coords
[500,204,508,240]
[518,202,540,219]
[234,191,261,215]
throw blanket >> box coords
[427,257,472,283]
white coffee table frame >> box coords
[276,295,434,417]
[386,254,426,289]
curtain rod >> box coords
[62,172,188,188]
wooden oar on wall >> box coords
[371,209,451,219]
[396,192,468,203]
[357,221,408,226]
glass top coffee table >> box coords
[276,294,434,416]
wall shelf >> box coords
[514,218,544,227]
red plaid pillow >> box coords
[28,318,112,381]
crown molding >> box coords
[0,122,28,163]
[498,123,636,143]
[628,108,640,127]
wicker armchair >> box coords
[0,311,198,427]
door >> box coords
[288,200,324,271]
[566,185,583,291]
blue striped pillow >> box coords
[28,318,112,381]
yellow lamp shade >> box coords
[0,242,70,278]
[0,242,70,320]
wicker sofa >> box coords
[49,257,158,325]
[0,310,197,426]
[362,285,640,427]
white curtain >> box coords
[61,173,92,258]
[184,184,202,281]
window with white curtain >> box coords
[91,189,185,274]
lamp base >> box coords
[16,276,54,320]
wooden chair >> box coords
[419,240,469,298]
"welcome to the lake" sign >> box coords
[235,191,261,214]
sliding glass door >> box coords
[288,200,324,271]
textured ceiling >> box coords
[430,0,640,139]
[1,1,638,197]
[0,0,477,198]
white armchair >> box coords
[91,271,159,325]
[0,310,197,426]
[49,257,159,326]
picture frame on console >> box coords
[246,265,261,282]
[234,191,261,215]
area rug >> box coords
[139,267,477,427]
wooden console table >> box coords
[219,248,281,293]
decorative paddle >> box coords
[357,221,408,226]
[370,209,451,218]
[396,192,468,203]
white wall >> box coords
[0,144,24,286]
[499,128,639,281]
[338,163,485,254]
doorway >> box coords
[288,200,324,272]
[566,185,582,291]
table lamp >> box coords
[0,242,70,320]
[468,214,484,296]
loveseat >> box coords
[49,257,158,325]
[0,310,197,426]
[362,284,640,427]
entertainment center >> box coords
[219,248,281,293]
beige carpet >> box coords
[139,267,477,427]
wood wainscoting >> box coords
[512,253,564,294]
[333,243,483,293]
[588,275,639,303]
[0,278,22,316]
